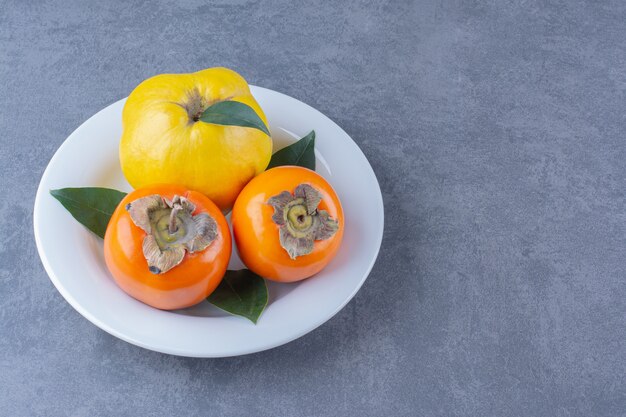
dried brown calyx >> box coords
[126,194,217,274]
[268,184,339,259]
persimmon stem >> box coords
[267,184,339,259]
[126,194,218,274]
[169,205,181,233]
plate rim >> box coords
[33,85,384,357]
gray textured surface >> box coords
[1,0,625,416]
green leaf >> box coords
[266,130,316,170]
[199,100,270,136]
[50,187,127,238]
[207,269,268,324]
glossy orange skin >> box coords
[232,166,344,282]
[104,184,231,310]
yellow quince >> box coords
[120,67,272,211]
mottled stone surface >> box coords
[1,1,625,415]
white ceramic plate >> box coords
[33,86,384,357]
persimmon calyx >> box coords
[126,194,218,274]
[268,184,338,259]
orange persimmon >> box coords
[104,184,231,310]
[232,166,343,282]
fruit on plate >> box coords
[104,184,231,310]
[119,67,272,211]
[232,166,343,282]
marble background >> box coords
[1,0,624,415]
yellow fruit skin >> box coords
[120,67,272,211]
